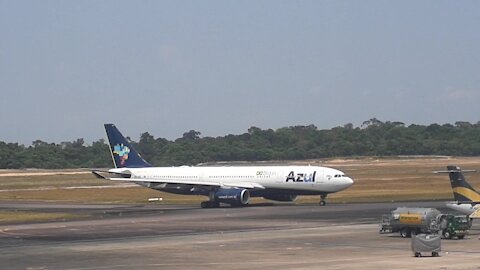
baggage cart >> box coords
[411,233,441,257]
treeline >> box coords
[2,119,480,169]
[0,139,111,169]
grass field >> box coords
[325,156,480,203]
[1,157,479,205]
[0,210,85,224]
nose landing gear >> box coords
[319,194,327,206]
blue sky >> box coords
[1,1,479,144]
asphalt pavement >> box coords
[0,201,478,270]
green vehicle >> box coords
[437,214,471,239]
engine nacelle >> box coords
[214,188,250,206]
[263,194,298,202]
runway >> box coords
[1,201,479,269]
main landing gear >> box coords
[319,194,327,206]
[200,201,220,208]
[201,191,221,208]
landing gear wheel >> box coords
[319,195,327,206]
[200,201,220,208]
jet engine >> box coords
[214,188,250,206]
[263,194,298,202]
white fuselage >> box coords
[110,165,354,196]
[445,202,480,215]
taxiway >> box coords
[0,201,479,269]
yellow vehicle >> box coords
[380,207,441,238]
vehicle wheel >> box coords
[443,231,451,239]
[400,229,409,238]
[414,252,421,257]
[319,200,326,206]
[201,201,208,208]
[458,235,465,239]
[432,252,439,257]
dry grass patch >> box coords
[0,187,205,204]
[325,156,480,203]
[0,172,119,190]
[0,210,86,224]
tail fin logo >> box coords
[113,144,130,166]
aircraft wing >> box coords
[433,169,477,173]
[92,170,265,189]
[107,177,265,190]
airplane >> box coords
[434,165,480,215]
[92,124,354,208]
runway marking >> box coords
[0,229,39,237]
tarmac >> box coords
[0,201,479,270]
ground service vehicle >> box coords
[380,207,471,239]
[380,207,441,237]
[437,214,471,239]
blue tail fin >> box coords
[104,124,152,168]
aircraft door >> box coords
[315,170,325,184]
[275,171,284,183]
[304,170,314,188]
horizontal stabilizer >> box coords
[91,170,107,179]
[91,169,132,179]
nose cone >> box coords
[346,177,354,186]
[347,177,355,186]
[340,177,354,191]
